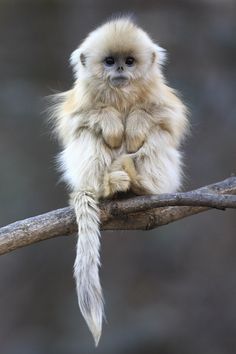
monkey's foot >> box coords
[103,170,130,198]
[117,155,147,195]
[111,154,139,180]
[120,155,138,179]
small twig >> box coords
[0,177,236,256]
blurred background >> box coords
[0,0,236,353]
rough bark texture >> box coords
[0,177,235,256]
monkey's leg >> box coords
[131,128,183,194]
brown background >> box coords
[0,1,236,353]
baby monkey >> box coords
[51,17,188,345]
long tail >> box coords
[72,191,104,346]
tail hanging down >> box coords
[72,191,104,346]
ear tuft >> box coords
[154,44,167,66]
[70,48,80,68]
[70,48,82,79]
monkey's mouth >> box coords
[110,75,129,88]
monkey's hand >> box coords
[125,109,153,153]
[99,108,124,149]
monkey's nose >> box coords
[117,66,124,72]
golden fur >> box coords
[50,17,189,345]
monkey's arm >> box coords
[125,89,188,153]
[56,89,124,149]
[81,107,124,149]
[122,93,188,194]
[125,109,156,153]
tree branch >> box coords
[0,177,236,256]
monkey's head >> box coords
[70,18,166,91]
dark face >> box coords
[103,54,136,88]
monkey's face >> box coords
[85,48,158,90]
[102,54,136,88]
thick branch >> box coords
[105,192,236,215]
[0,177,236,256]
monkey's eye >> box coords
[104,57,115,66]
[125,57,135,66]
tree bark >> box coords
[0,177,236,256]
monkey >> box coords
[50,17,188,345]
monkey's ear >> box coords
[70,49,86,66]
[80,53,86,66]
[70,48,80,67]
[153,44,167,66]
[70,48,86,78]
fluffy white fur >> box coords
[51,17,188,345]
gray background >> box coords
[0,0,236,353]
